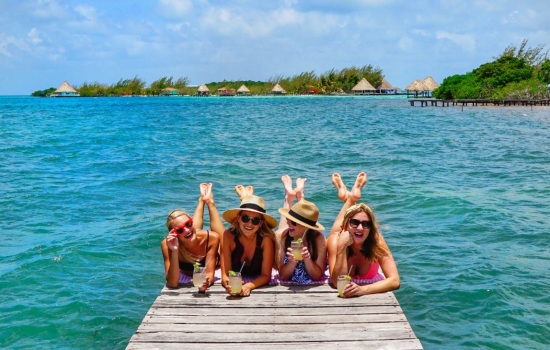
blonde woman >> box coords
[221,195,278,297]
[327,172,400,297]
[162,183,223,290]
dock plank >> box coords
[127,284,422,349]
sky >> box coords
[1,0,549,95]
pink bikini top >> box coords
[353,262,380,280]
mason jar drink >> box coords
[192,267,207,288]
[337,275,351,297]
[291,240,303,261]
[229,272,242,295]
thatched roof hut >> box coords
[380,78,393,89]
[162,87,178,95]
[197,84,210,96]
[270,83,286,94]
[351,78,376,94]
[422,76,439,91]
[237,84,250,95]
[52,81,80,97]
[217,87,235,96]
[405,79,428,91]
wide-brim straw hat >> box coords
[278,199,325,231]
[222,195,278,229]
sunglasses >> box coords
[173,218,193,234]
[241,214,262,226]
[349,219,372,229]
[287,219,297,227]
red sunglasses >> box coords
[173,218,193,234]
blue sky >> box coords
[1,0,549,95]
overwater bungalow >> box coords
[237,84,251,95]
[217,86,236,96]
[376,78,400,94]
[270,83,287,95]
[422,76,439,96]
[197,84,210,96]
[51,81,80,97]
[351,78,376,95]
[405,79,430,98]
[161,87,179,96]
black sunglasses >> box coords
[349,219,372,228]
[241,214,262,225]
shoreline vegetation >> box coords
[32,64,390,98]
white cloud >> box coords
[436,31,476,52]
[157,0,193,18]
[28,28,42,44]
[31,0,67,19]
[398,37,413,51]
[0,35,29,57]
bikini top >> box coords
[178,230,209,272]
[231,230,264,277]
[353,262,380,280]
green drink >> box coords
[337,275,351,297]
[192,267,206,288]
[291,240,303,261]
[228,272,242,295]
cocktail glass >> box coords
[192,267,207,288]
[337,275,351,297]
[229,272,242,295]
[291,240,303,261]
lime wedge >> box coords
[295,238,302,243]
[193,262,200,272]
[228,270,236,277]
[344,275,352,281]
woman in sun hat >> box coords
[221,193,279,297]
[276,175,327,283]
[327,172,400,297]
[162,183,223,290]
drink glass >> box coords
[229,272,242,295]
[192,267,207,288]
[291,240,303,261]
[337,275,351,297]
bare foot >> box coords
[281,175,296,196]
[295,177,306,200]
[203,183,214,204]
[350,172,367,202]
[235,185,246,200]
[200,183,208,201]
[245,185,254,196]
[331,173,348,201]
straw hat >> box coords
[278,199,325,231]
[222,195,278,228]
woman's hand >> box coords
[337,230,353,252]
[166,231,179,251]
[285,247,298,264]
[301,246,311,260]
[198,277,210,293]
[342,282,364,298]
[240,284,251,297]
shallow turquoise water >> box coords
[1,95,549,349]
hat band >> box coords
[240,203,266,213]
[288,209,317,227]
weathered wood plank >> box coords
[138,313,407,325]
[147,305,404,316]
[127,339,424,350]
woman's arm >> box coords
[277,230,297,281]
[327,231,351,286]
[200,230,220,291]
[161,235,180,288]
[302,232,327,280]
[220,229,235,292]
[241,236,275,296]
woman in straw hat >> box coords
[221,193,279,297]
[162,183,223,290]
[327,172,400,297]
[276,175,327,283]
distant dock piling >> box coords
[409,99,550,107]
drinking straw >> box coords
[347,265,353,276]
[238,261,246,274]
[203,257,212,270]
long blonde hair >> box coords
[229,212,280,269]
[341,203,389,262]
[166,209,203,264]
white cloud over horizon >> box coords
[0,0,549,94]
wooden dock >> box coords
[409,98,550,107]
[126,284,422,349]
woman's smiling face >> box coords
[347,211,371,245]
[238,210,263,236]
[171,214,195,241]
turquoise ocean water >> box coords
[1,95,549,349]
